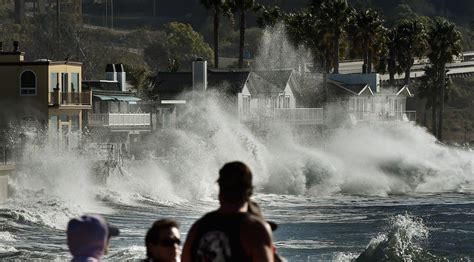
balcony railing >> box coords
[351,111,417,122]
[49,92,91,106]
[242,108,324,124]
[88,113,151,127]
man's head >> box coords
[145,219,181,262]
[218,161,253,204]
[67,214,120,259]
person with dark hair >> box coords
[144,219,181,262]
[182,161,274,262]
[67,214,120,262]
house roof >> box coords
[396,85,413,97]
[83,80,121,92]
[152,71,251,96]
[327,79,373,96]
[253,69,293,91]
[246,72,281,96]
[207,71,251,95]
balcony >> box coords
[88,113,151,129]
[49,91,92,107]
[242,108,324,125]
[351,111,417,122]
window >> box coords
[243,96,250,116]
[61,73,69,93]
[20,70,37,95]
[50,73,59,92]
[71,73,80,92]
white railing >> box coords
[274,108,324,123]
[351,111,417,122]
[88,113,151,127]
[242,108,324,124]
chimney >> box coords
[13,41,19,52]
[0,41,24,62]
[192,58,207,93]
[105,64,117,82]
[115,63,127,92]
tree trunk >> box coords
[404,66,411,85]
[388,51,396,85]
[37,0,45,14]
[15,0,25,24]
[437,65,446,141]
[238,10,245,69]
[363,43,368,74]
[431,79,438,137]
[333,31,340,73]
[367,49,373,74]
[213,8,220,69]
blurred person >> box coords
[182,161,274,262]
[144,219,181,262]
[248,201,287,262]
[67,214,120,262]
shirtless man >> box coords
[182,161,274,262]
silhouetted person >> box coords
[182,161,274,262]
[144,219,181,262]
[67,214,120,262]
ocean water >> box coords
[0,102,473,261]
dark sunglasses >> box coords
[159,238,181,247]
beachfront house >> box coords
[150,59,324,128]
[82,64,151,150]
[0,41,92,146]
[327,73,415,124]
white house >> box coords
[151,59,323,127]
[327,73,415,123]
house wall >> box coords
[0,60,85,139]
[0,64,50,126]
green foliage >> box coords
[395,19,428,83]
[123,63,151,93]
[145,22,214,71]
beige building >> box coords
[0,42,91,141]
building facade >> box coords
[0,42,91,144]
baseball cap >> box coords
[67,214,120,259]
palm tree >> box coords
[348,8,385,74]
[426,18,462,140]
[395,19,428,85]
[317,0,352,74]
[229,0,258,68]
[200,0,229,69]
[419,64,440,137]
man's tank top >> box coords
[191,211,252,262]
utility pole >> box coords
[465,121,468,144]
[105,0,108,28]
[56,0,60,50]
[111,0,114,29]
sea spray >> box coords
[355,214,442,261]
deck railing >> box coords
[242,108,324,124]
[49,92,91,106]
[273,108,324,124]
[351,111,417,122]
[88,113,151,127]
